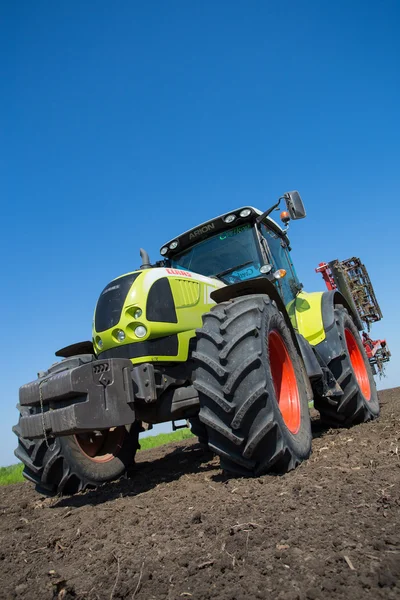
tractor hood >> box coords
[92,268,225,365]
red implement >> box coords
[316,258,390,376]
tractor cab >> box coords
[160,191,306,306]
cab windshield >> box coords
[170,223,262,284]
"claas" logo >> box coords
[166,268,192,278]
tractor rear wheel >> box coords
[189,416,208,447]
[13,356,140,496]
[193,294,312,476]
[314,305,379,426]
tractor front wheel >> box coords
[14,413,141,496]
[194,294,312,476]
[13,355,141,496]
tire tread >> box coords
[194,294,312,476]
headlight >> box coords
[169,240,178,250]
[224,214,236,224]
[260,264,272,274]
[135,325,147,338]
[240,208,251,217]
[134,308,142,319]
[116,329,126,342]
[160,246,168,255]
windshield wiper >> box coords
[215,261,254,279]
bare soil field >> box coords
[1,388,399,600]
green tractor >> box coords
[14,191,382,495]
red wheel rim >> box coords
[345,329,371,400]
[269,330,301,434]
[75,427,125,463]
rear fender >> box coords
[287,289,361,365]
[316,290,362,364]
[321,290,363,332]
[287,289,360,340]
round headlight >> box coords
[260,264,273,274]
[135,325,147,338]
[134,308,142,319]
[169,240,178,250]
[116,329,126,342]
[224,214,236,224]
[96,337,103,349]
[240,209,251,218]
[160,246,168,256]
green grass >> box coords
[0,428,194,486]
[0,463,24,486]
[139,428,194,450]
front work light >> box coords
[260,264,273,274]
[135,325,147,338]
[224,214,236,224]
[116,330,126,342]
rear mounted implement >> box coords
[316,257,390,376]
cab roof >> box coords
[160,206,286,259]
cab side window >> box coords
[260,223,300,305]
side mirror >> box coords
[283,191,306,220]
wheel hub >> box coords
[75,427,125,463]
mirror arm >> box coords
[255,197,285,224]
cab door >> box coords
[260,223,301,306]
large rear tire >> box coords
[13,356,140,496]
[314,305,379,426]
[189,416,208,447]
[193,294,312,476]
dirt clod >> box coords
[1,388,399,599]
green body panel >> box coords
[286,291,326,346]
[92,268,225,364]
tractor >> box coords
[14,191,387,496]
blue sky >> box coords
[1,1,399,466]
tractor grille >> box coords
[173,279,200,308]
[95,272,141,333]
